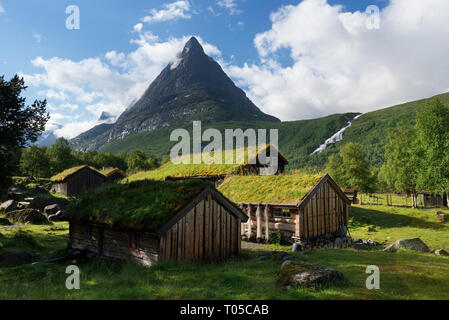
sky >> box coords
[1,0,449,139]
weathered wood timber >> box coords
[69,181,248,266]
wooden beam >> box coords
[264,205,270,242]
[247,204,253,239]
[256,204,262,241]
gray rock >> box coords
[292,243,303,252]
[276,261,348,289]
[436,211,449,223]
[434,249,449,256]
[17,201,30,209]
[384,238,430,253]
[44,204,61,216]
[6,209,51,225]
[334,237,343,248]
[0,218,12,226]
[48,210,66,222]
[1,200,18,213]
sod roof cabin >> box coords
[127,145,288,187]
[67,180,248,266]
[101,168,128,183]
[343,189,358,204]
[218,173,351,242]
[51,165,106,196]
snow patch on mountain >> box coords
[310,114,362,155]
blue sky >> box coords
[1,0,448,138]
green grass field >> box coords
[1,203,449,300]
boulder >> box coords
[384,238,430,253]
[0,218,12,226]
[1,200,18,213]
[17,202,30,209]
[292,243,303,252]
[1,251,33,266]
[436,211,449,223]
[276,261,348,289]
[48,210,67,222]
[6,209,51,225]
[44,204,61,216]
[434,249,449,256]
[29,197,69,211]
[334,237,343,248]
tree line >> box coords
[325,98,449,207]
[19,138,164,178]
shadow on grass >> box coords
[349,206,448,231]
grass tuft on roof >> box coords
[67,179,209,231]
[101,168,127,178]
[218,173,324,204]
[50,165,91,182]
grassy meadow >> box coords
[1,202,449,300]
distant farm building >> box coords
[343,189,358,204]
[128,145,288,187]
[101,168,127,183]
[68,180,248,266]
[51,165,106,197]
[417,193,447,207]
[218,174,351,243]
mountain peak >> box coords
[182,36,205,57]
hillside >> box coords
[310,92,449,167]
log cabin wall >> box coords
[159,196,241,262]
[241,204,299,242]
[70,222,160,266]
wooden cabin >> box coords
[159,145,288,187]
[68,180,248,266]
[417,193,447,207]
[101,168,127,183]
[218,173,351,243]
[51,165,106,196]
[343,189,358,204]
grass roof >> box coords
[67,179,209,231]
[218,173,324,204]
[101,168,127,178]
[126,145,281,182]
[50,165,101,183]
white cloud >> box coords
[226,0,449,120]
[217,0,242,15]
[33,32,43,43]
[23,33,220,139]
[0,3,4,13]
[133,23,143,32]
[143,1,191,24]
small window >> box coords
[128,232,140,251]
[273,208,291,218]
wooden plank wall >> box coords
[159,197,241,262]
[298,181,348,238]
[65,168,105,196]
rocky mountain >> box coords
[71,37,279,151]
